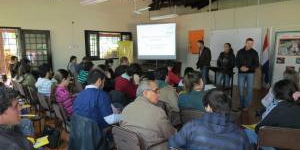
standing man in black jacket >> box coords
[196,40,211,84]
[236,38,259,111]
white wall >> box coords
[0,0,146,70]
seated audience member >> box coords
[154,67,180,125]
[178,67,194,87]
[169,89,251,150]
[9,55,20,78]
[255,79,300,133]
[70,69,120,150]
[115,63,142,100]
[283,67,299,87]
[35,64,56,96]
[0,74,11,87]
[261,73,299,119]
[98,64,114,92]
[67,55,78,77]
[120,80,176,150]
[14,58,36,87]
[75,56,90,74]
[77,61,94,85]
[54,69,75,116]
[105,59,115,78]
[216,43,235,87]
[0,87,32,150]
[73,69,121,128]
[115,56,129,77]
[167,61,181,86]
[178,71,205,111]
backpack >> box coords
[42,125,61,149]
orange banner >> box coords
[188,30,204,54]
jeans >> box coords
[238,73,254,108]
[19,118,35,137]
[216,73,231,87]
[200,66,209,84]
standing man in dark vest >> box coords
[196,40,211,84]
[236,38,259,111]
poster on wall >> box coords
[276,31,300,56]
[188,30,204,54]
[118,41,133,63]
[272,31,300,84]
[276,57,285,64]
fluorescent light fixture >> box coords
[150,14,178,20]
[133,7,151,15]
[136,7,151,12]
[80,0,108,5]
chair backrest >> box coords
[156,100,168,115]
[112,125,142,150]
[69,114,107,150]
[110,90,131,106]
[52,103,64,122]
[74,80,83,92]
[27,86,39,105]
[37,93,51,110]
[58,103,68,121]
[11,80,18,91]
[180,108,204,124]
[258,126,300,150]
[12,80,26,97]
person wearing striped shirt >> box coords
[77,61,94,85]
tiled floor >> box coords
[36,86,267,150]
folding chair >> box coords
[74,80,83,92]
[27,86,40,114]
[180,108,204,125]
[37,93,55,118]
[52,103,69,133]
[257,126,300,150]
[112,125,167,150]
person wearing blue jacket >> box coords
[169,89,251,150]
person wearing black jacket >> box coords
[216,43,235,87]
[236,38,259,110]
[196,40,211,84]
[255,79,300,133]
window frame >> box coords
[84,30,132,60]
[21,29,53,69]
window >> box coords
[85,30,132,60]
[21,30,52,69]
[0,27,52,76]
[0,28,21,75]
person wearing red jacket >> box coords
[167,61,181,86]
[115,63,142,100]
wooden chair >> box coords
[180,108,204,125]
[112,125,168,150]
[257,126,300,150]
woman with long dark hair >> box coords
[216,43,235,87]
[67,56,77,77]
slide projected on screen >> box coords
[137,23,176,60]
